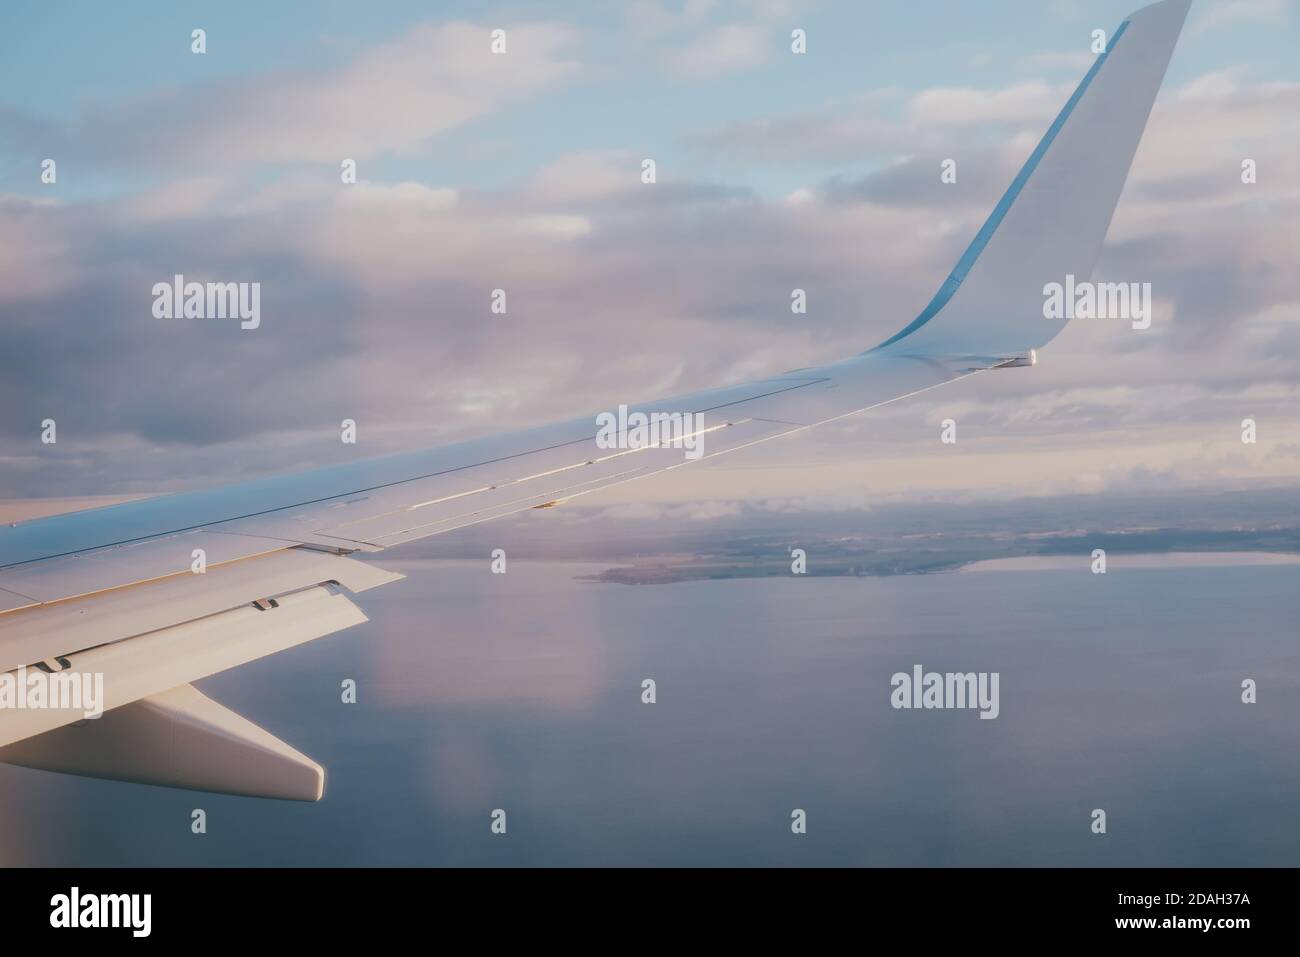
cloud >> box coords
[1022,50,1097,71]
[681,102,907,164]
[1191,0,1292,32]
[1177,67,1250,100]
[10,21,581,175]
[626,0,718,36]
[663,23,770,78]
[907,82,1069,127]
[680,80,1073,168]
[2,10,1299,511]
[527,151,642,203]
[340,181,460,213]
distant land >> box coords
[7,485,1300,585]
[582,548,1300,585]
[397,483,1300,585]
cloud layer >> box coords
[2,7,1298,508]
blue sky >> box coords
[4,0,1296,201]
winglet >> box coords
[871,0,1191,357]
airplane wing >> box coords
[0,0,1191,800]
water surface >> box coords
[2,559,1296,866]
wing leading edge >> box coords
[0,0,1190,799]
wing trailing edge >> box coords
[0,581,367,748]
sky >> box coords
[1,0,1298,511]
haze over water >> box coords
[2,558,1296,866]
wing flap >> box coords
[0,548,403,673]
[0,588,35,614]
[0,582,365,747]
